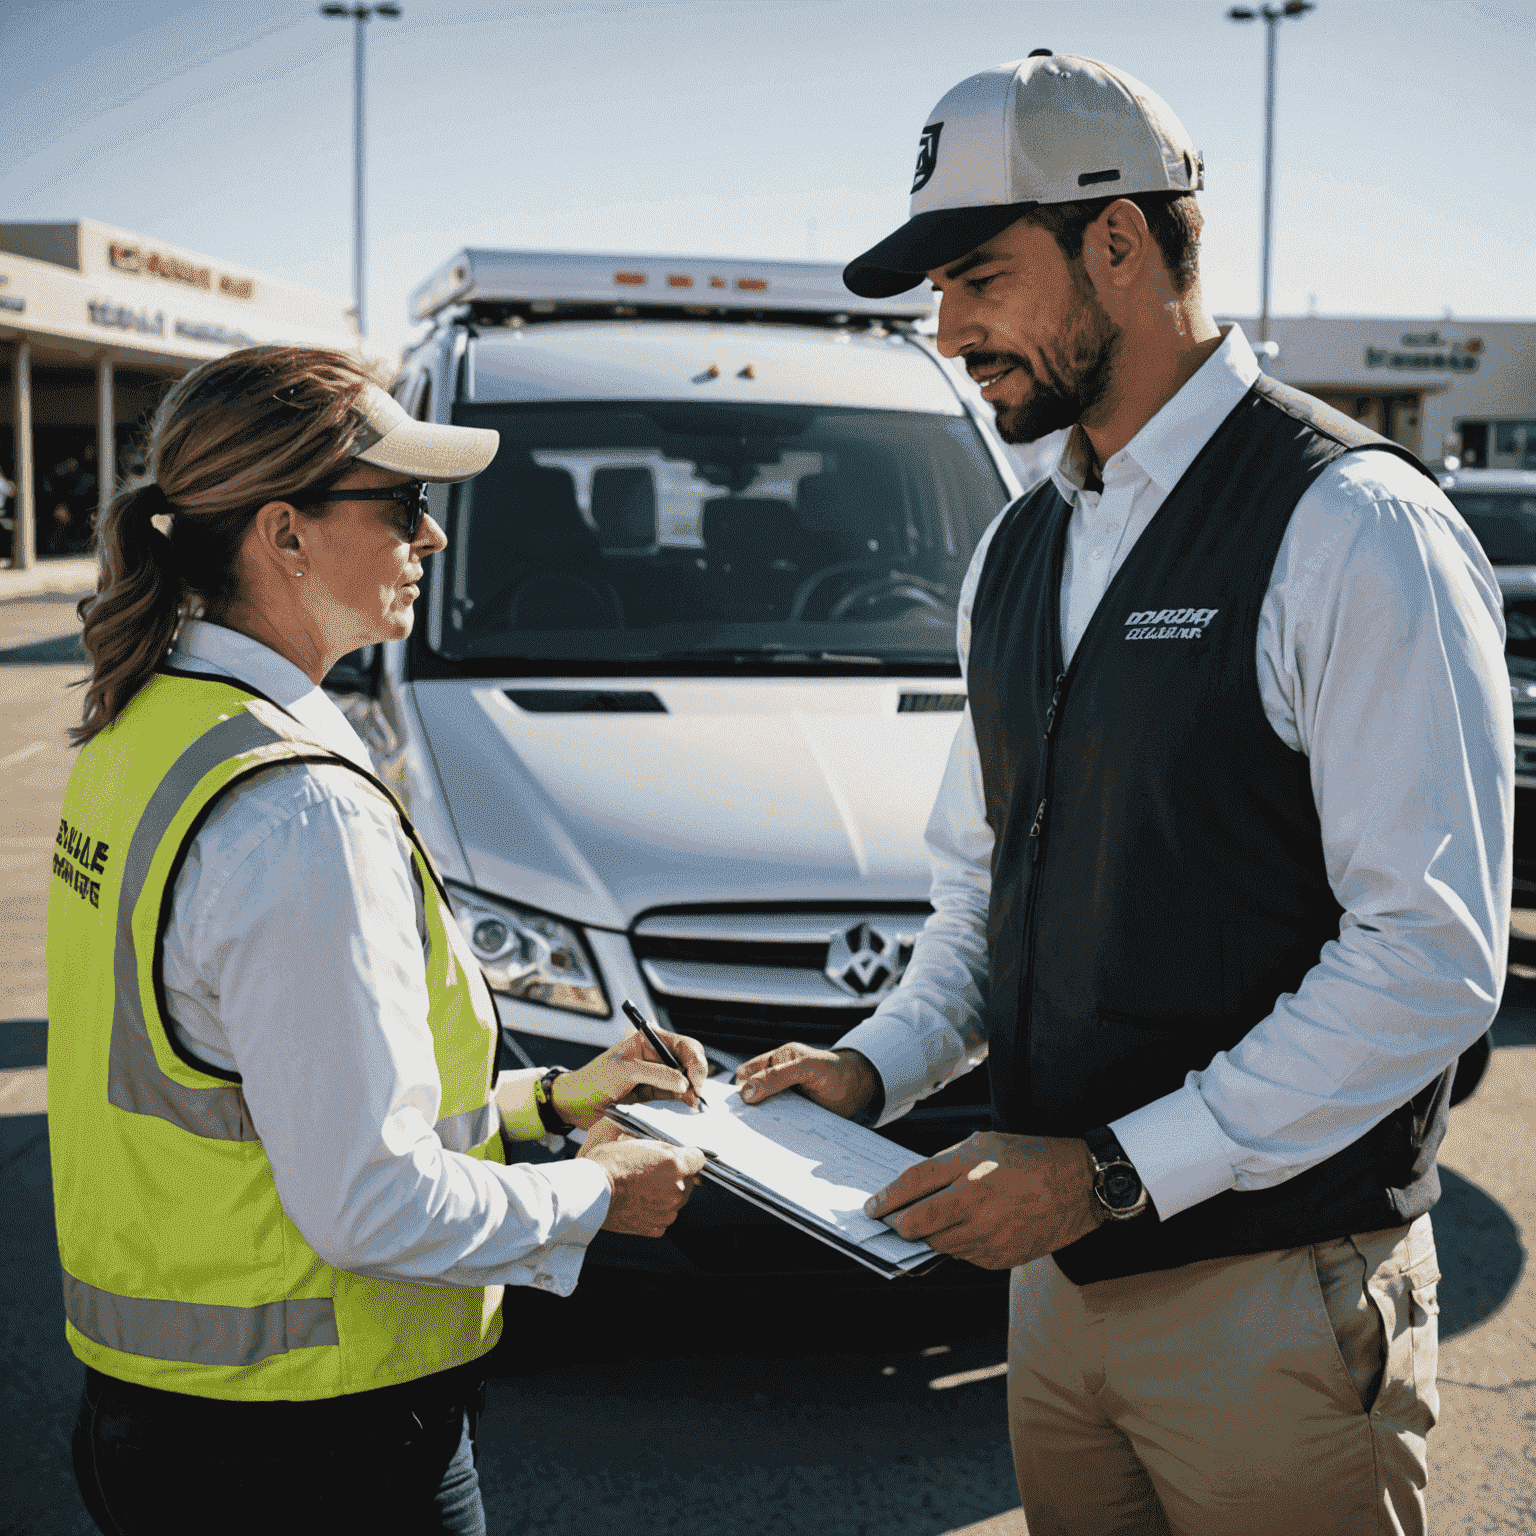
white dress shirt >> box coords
[160,621,610,1296]
[839,324,1512,1221]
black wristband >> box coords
[534,1065,571,1136]
[1082,1125,1129,1166]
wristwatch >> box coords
[533,1065,572,1137]
[1083,1126,1151,1221]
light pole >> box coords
[1227,1,1313,355]
[320,3,401,339]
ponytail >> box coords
[71,482,186,746]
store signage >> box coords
[88,300,164,335]
[174,318,255,348]
[1365,333,1481,374]
[107,241,255,301]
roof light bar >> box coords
[407,249,934,324]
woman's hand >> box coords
[550,1028,709,1131]
[577,1126,707,1237]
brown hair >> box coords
[72,346,381,746]
[1026,191,1203,295]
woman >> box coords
[48,347,707,1535]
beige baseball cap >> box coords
[844,52,1204,299]
[347,383,499,482]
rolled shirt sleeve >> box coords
[1113,454,1512,1218]
[166,765,611,1298]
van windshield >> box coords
[429,401,1010,674]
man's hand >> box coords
[578,1129,706,1238]
[734,1042,880,1119]
[551,1027,709,1131]
[866,1132,1105,1270]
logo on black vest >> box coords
[1124,607,1219,641]
[911,123,943,194]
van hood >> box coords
[409,677,965,930]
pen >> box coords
[621,998,702,1113]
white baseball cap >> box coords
[347,383,499,482]
[844,52,1204,299]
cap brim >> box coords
[843,202,1038,299]
[353,418,500,483]
[347,382,500,483]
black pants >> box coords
[71,1366,488,1535]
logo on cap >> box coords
[911,122,943,194]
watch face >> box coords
[1101,1165,1142,1210]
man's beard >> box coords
[979,266,1120,446]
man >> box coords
[737,52,1510,1536]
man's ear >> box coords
[1082,199,1150,293]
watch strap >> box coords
[1083,1124,1150,1220]
[1082,1124,1129,1168]
[533,1065,572,1136]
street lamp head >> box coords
[1227,7,1256,18]
[1282,1,1314,13]
[376,3,402,14]
[319,4,350,15]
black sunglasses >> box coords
[294,480,431,541]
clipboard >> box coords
[604,1079,945,1280]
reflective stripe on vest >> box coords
[109,711,282,1139]
[437,1101,499,1155]
[62,1271,339,1366]
[103,707,493,1155]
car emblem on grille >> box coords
[825,921,913,999]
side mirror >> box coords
[322,645,382,699]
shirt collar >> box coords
[1049,324,1261,503]
[171,620,374,772]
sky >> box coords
[3,0,1533,364]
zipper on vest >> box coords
[1026,672,1062,866]
[1043,672,1066,742]
[1024,670,1068,920]
[1027,799,1047,862]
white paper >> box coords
[616,1078,933,1259]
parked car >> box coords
[1437,468,1536,1089]
[1439,468,1536,895]
[325,251,1022,1301]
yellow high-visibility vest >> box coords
[47,670,505,1401]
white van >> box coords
[332,251,1029,1291]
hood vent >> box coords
[506,689,667,714]
[898,692,966,713]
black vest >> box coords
[968,375,1454,1284]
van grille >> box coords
[630,907,991,1124]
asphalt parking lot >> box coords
[3,585,1532,1535]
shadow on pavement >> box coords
[0,633,86,666]
[1435,1166,1525,1339]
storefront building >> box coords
[1,219,358,568]
[1218,314,1536,470]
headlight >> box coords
[446,884,609,1017]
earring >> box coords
[294,569,305,578]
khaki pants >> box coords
[1007,1215,1440,1536]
